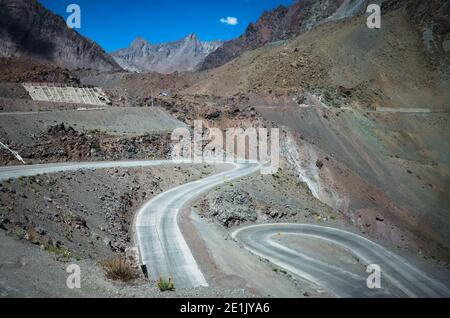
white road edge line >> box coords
[232,223,450,297]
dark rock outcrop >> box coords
[203,189,257,228]
[0,0,120,71]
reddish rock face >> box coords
[199,0,347,71]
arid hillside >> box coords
[184,0,450,261]
[189,0,449,111]
[198,0,378,71]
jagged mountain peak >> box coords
[185,33,198,40]
[130,36,150,47]
[111,34,222,74]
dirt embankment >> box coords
[154,94,267,129]
[0,164,219,260]
[78,71,202,108]
[0,57,80,84]
[0,123,172,166]
[199,167,341,229]
[260,102,450,262]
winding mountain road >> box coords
[0,159,261,288]
[134,159,261,287]
[0,160,179,182]
[1,160,448,296]
[232,224,450,298]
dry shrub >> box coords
[157,277,175,291]
[101,257,139,282]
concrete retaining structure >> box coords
[22,83,110,106]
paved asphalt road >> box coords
[135,159,261,287]
[2,161,449,296]
[0,160,177,181]
[0,159,261,289]
[232,224,450,298]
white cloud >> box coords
[220,17,238,26]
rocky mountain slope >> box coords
[185,0,450,260]
[111,34,222,74]
[199,0,381,71]
[189,0,449,110]
[0,0,120,71]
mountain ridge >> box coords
[198,0,380,71]
[111,34,223,74]
[0,0,121,71]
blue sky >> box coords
[39,0,294,52]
